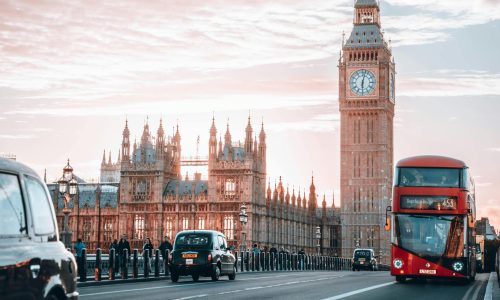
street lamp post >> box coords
[58,159,78,249]
[315,226,321,255]
[239,203,248,254]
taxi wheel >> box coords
[211,264,221,281]
[228,266,236,280]
[192,273,200,282]
[45,294,59,300]
[171,271,179,283]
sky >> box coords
[1,0,499,229]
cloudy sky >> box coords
[1,0,499,228]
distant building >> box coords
[476,217,498,241]
[100,150,120,183]
[50,117,341,254]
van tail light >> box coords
[208,254,212,263]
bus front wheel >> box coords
[395,276,406,283]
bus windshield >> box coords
[398,168,460,187]
[395,214,464,258]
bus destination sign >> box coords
[400,196,457,210]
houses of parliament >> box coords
[49,117,341,255]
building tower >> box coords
[339,0,395,263]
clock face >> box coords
[349,69,376,96]
[390,73,395,100]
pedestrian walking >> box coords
[142,237,154,273]
[159,235,173,261]
[117,234,131,272]
[74,238,86,280]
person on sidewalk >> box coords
[159,235,173,261]
[74,238,86,280]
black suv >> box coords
[169,230,236,282]
[0,158,78,300]
[352,248,378,271]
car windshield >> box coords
[398,168,460,188]
[354,250,371,259]
[174,233,211,250]
[395,214,464,259]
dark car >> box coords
[169,230,236,282]
[352,248,378,271]
[0,158,78,300]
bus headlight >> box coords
[393,258,404,269]
[452,261,464,272]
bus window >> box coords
[398,168,460,188]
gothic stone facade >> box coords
[52,118,341,255]
[339,0,395,263]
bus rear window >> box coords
[398,168,460,188]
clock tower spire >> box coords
[339,0,395,264]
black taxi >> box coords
[352,248,378,271]
[0,158,78,300]
[169,230,236,282]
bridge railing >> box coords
[75,248,354,282]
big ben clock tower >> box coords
[339,0,395,263]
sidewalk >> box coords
[485,272,500,300]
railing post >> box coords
[240,251,244,272]
[257,252,260,271]
[154,249,160,277]
[122,248,129,279]
[270,252,274,271]
[234,252,238,272]
[133,249,139,278]
[144,249,150,278]
[109,248,115,280]
[164,249,170,276]
[287,253,290,270]
[95,248,102,281]
[80,249,87,282]
[251,252,255,271]
[245,251,250,272]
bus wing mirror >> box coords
[468,214,475,228]
[385,206,392,231]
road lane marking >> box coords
[172,295,208,300]
[320,281,395,300]
[484,272,494,300]
[462,278,482,300]
[218,290,243,295]
[245,286,264,290]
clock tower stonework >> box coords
[339,0,395,263]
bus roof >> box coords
[396,155,467,169]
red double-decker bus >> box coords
[388,155,477,282]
